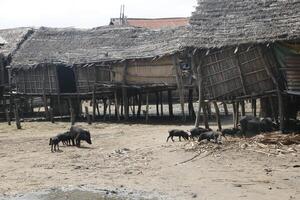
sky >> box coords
[0,0,197,29]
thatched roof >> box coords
[11,26,189,69]
[189,0,300,48]
[0,27,34,57]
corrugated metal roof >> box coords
[111,18,189,29]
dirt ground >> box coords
[0,120,299,200]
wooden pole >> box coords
[235,101,240,128]
[240,100,246,116]
[137,93,142,118]
[145,92,149,123]
[103,98,107,120]
[114,91,120,121]
[173,55,186,121]
[49,108,54,123]
[188,88,195,119]
[69,98,75,125]
[108,98,112,120]
[195,72,203,127]
[167,90,173,118]
[132,96,135,117]
[258,46,285,131]
[5,108,11,126]
[202,103,209,129]
[206,102,212,120]
[155,92,159,116]
[252,99,257,117]
[269,96,277,122]
[232,102,237,128]
[213,101,222,131]
[160,91,163,117]
[223,102,229,116]
[92,89,96,121]
[14,103,21,129]
[85,106,92,125]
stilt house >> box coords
[188,0,300,129]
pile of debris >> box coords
[253,132,300,145]
[177,132,300,165]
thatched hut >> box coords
[0,28,34,117]
[187,0,300,129]
[11,26,192,120]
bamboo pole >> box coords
[122,61,129,120]
[252,99,257,117]
[49,108,54,123]
[69,98,75,125]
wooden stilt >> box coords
[252,99,257,117]
[202,103,209,129]
[188,89,195,119]
[160,91,163,117]
[232,102,237,128]
[103,98,107,120]
[173,55,186,121]
[235,101,240,128]
[241,100,246,116]
[14,103,21,129]
[145,92,149,123]
[120,95,124,117]
[132,96,135,117]
[223,102,229,116]
[155,92,159,116]
[49,108,54,123]
[114,91,120,121]
[85,106,91,125]
[269,96,276,122]
[92,90,96,121]
[213,101,222,131]
[96,100,100,116]
[5,108,11,126]
[108,98,112,120]
[278,92,285,131]
[137,93,142,118]
[195,78,203,127]
[167,90,173,118]
[69,98,75,125]
[206,102,212,120]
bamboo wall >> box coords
[14,65,58,94]
[200,45,276,100]
[75,64,112,93]
[114,56,177,85]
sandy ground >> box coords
[0,120,299,200]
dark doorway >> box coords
[56,65,77,93]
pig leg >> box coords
[179,136,182,142]
[166,136,171,142]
